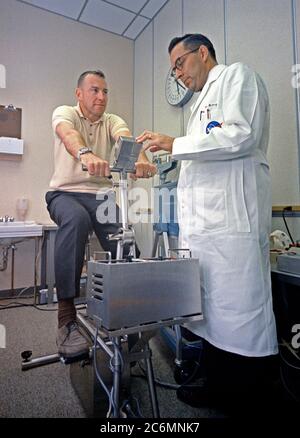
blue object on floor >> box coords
[160,326,203,361]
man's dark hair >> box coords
[168,34,216,61]
[77,70,105,87]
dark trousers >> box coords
[203,339,279,403]
[46,190,139,300]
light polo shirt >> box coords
[49,104,129,193]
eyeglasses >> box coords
[171,48,199,77]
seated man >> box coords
[46,70,156,359]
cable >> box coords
[0,295,34,301]
[280,366,300,402]
[121,397,144,418]
[109,338,124,374]
[34,234,44,288]
[277,338,300,402]
[93,327,116,416]
[279,340,300,370]
[17,286,31,298]
[282,207,295,244]
[132,396,143,418]
[0,286,32,301]
[0,302,57,311]
[0,302,34,309]
[0,285,59,312]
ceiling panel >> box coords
[124,15,150,39]
[19,0,86,19]
[140,0,169,19]
[16,0,170,40]
[104,0,148,14]
[80,0,135,34]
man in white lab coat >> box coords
[137,34,278,409]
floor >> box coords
[0,295,298,420]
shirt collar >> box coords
[190,64,227,112]
[206,64,227,85]
[76,103,105,123]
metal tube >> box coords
[11,244,15,293]
[143,342,160,418]
[77,313,113,358]
[22,353,60,371]
[112,337,121,417]
[0,246,9,271]
[119,172,128,229]
[116,240,123,260]
[174,324,183,364]
[34,237,38,304]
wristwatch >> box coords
[77,147,93,160]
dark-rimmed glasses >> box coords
[171,48,199,77]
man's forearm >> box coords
[56,124,88,160]
[62,130,87,159]
[138,149,150,163]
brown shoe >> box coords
[56,321,89,358]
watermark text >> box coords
[0,324,6,348]
[291,323,300,349]
[0,64,6,88]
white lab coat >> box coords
[172,63,278,357]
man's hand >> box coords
[131,160,157,180]
[136,131,175,154]
[55,122,111,177]
[113,131,156,180]
[130,148,157,180]
[80,153,111,177]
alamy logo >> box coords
[291,64,300,89]
[291,323,300,349]
[0,64,6,88]
[0,324,6,348]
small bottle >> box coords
[16,197,29,221]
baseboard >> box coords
[0,285,38,298]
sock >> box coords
[58,298,76,328]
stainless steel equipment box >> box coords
[111,136,142,173]
[87,258,201,330]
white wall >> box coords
[226,0,299,204]
[183,0,226,131]
[133,0,300,251]
[0,0,133,290]
[133,23,154,256]
[2,0,300,289]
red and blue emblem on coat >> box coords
[206,120,222,134]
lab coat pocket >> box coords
[230,160,251,233]
[205,107,223,132]
[190,187,228,234]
